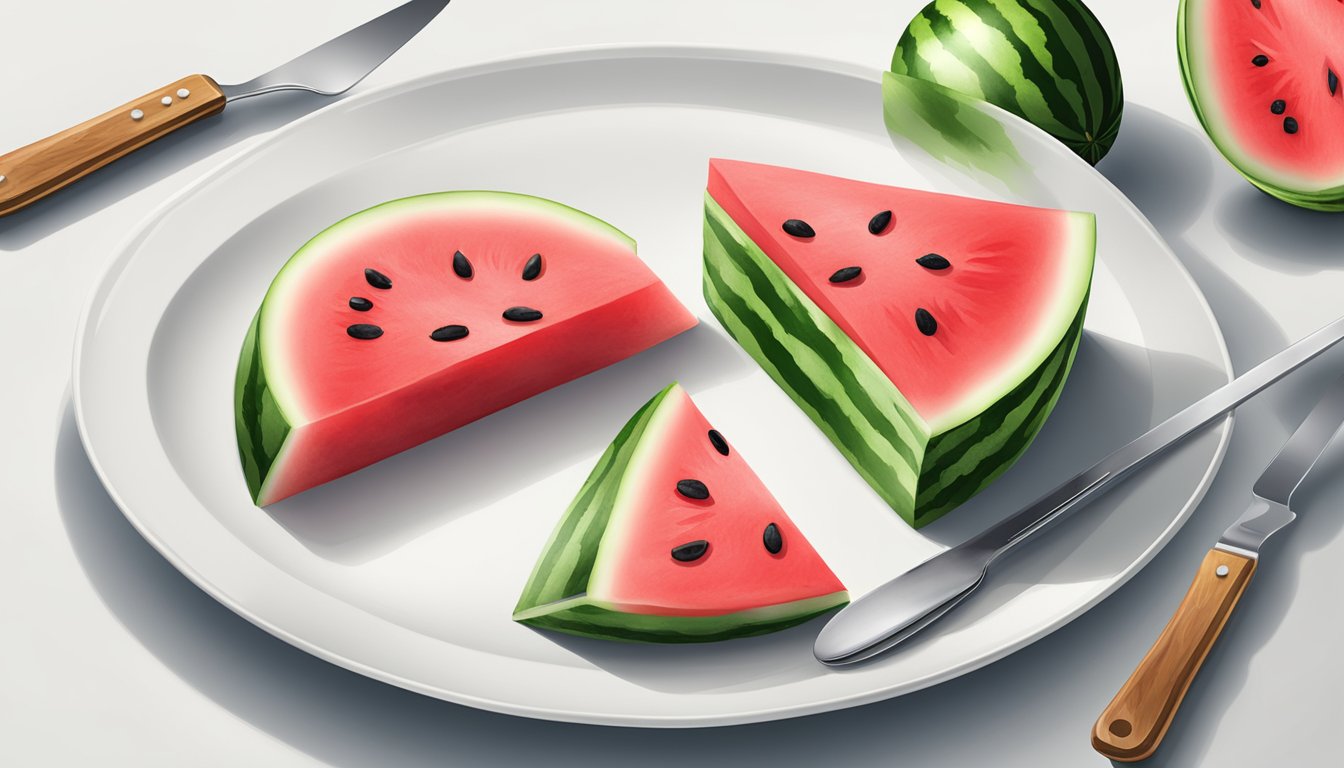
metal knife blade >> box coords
[815,314,1344,666]
[0,1,449,217]
[1217,373,1344,557]
[220,0,451,101]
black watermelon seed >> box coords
[430,324,469,342]
[452,250,473,279]
[782,219,815,238]
[349,297,373,312]
[347,323,383,340]
[522,253,543,281]
[707,429,730,456]
[671,540,709,562]
[1252,54,1269,67]
[1331,70,1339,96]
[1284,116,1299,134]
[829,266,862,283]
[915,308,938,336]
[763,523,783,555]
[868,210,893,234]
[1271,99,1286,115]
[503,306,543,322]
[364,268,392,290]
[1251,0,1260,7]
[916,253,951,270]
[676,479,709,500]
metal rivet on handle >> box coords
[176,88,190,99]
[161,96,173,106]
[130,109,144,121]
[1216,564,1230,578]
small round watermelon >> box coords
[891,0,1124,165]
[1179,0,1344,210]
[514,382,848,643]
[235,192,696,505]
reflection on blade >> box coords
[1252,374,1344,506]
[221,0,451,101]
[1219,374,1344,555]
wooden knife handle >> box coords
[1092,548,1256,762]
[0,74,226,217]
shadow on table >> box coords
[0,91,334,251]
[1097,103,1290,372]
[1214,186,1344,275]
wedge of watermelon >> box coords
[513,382,848,643]
[1179,0,1344,209]
[703,160,1094,528]
[236,192,696,505]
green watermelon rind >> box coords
[891,0,1124,166]
[514,593,849,644]
[701,195,1091,528]
[512,382,849,643]
[515,384,670,613]
[1176,0,1344,211]
[235,310,290,500]
[236,191,639,504]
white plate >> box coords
[73,47,1231,727]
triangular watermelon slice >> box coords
[514,382,848,643]
[236,192,696,505]
[703,159,1094,527]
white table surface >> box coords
[3,1,1341,765]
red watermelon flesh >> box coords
[1179,0,1344,208]
[591,384,844,617]
[236,192,697,506]
[707,159,1091,432]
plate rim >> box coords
[71,44,1233,727]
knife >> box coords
[814,314,1344,666]
[0,0,449,218]
[1091,374,1344,762]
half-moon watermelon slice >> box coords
[236,192,696,505]
[703,159,1094,528]
[1179,0,1344,210]
[513,382,848,643]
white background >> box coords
[2,1,1341,765]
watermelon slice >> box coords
[513,382,848,643]
[702,160,1094,528]
[1179,0,1344,210]
[236,192,696,505]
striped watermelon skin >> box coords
[516,594,848,644]
[702,196,1088,528]
[892,0,1123,165]
[515,386,665,614]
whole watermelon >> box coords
[891,0,1124,165]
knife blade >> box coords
[1092,373,1344,762]
[0,0,450,217]
[814,313,1344,667]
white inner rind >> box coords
[925,210,1095,436]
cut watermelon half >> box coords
[236,192,696,505]
[703,159,1094,528]
[513,382,848,643]
[1179,0,1344,209]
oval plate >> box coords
[73,47,1230,727]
